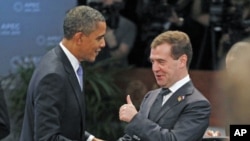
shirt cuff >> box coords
[87,135,95,141]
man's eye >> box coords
[97,36,104,41]
[159,61,165,64]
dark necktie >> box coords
[77,65,83,91]
[148,88,171,120]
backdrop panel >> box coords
[0,0,77,76]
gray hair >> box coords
[63,5,105,39]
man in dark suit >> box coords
[118,30,211,141]
[0,83,10,139]
[19,6,106,141]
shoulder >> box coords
[181,81,210,103]
[32,49,69,82]
[119,16,136,29]
[185,87,211,108]
[144,88,161,98]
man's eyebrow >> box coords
[155,58,165,61]
[96,34,105,40]
[149,58,166,62]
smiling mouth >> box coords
[95,49,101,54]
[155,74,164,79]
[156,74,162,77]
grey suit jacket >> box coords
[19,46,88,141]
[120,81,211,141]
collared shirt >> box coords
[59,42,94,141]
[60,42,82,85]
[162,75,191,105]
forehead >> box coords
[151,43,171,54]
[88,22,106,36]
[149,43,173,61]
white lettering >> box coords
[234,129,247,136]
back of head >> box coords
[63,5,105,39]
[225,41,250,74]
[150,30,193,68]
[222,40,250,125]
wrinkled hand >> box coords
[92,137,105,141]
[119,95,138,122]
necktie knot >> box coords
[160,88,171,97]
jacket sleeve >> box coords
[125,100,211,141]
[33,74,74,141]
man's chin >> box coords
[156,79,163,84]
[156,82,164,87]
[83,58,95,63]
[89,58,96,62]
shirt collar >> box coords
[168,75,190,93]
[59,42,80,72]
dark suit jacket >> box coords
[0,84,10,139]
[120,81,211,141]
[19,46,88,141]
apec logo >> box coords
[36,35,62,47]
[13,2,40,13]
[230,125,250,141]
[0,23,21,36]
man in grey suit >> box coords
[118,31,211,141]
[19,6,106,141]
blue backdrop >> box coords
[0,0,77,76]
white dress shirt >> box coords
[162,75,191,105]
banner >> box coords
[0,0,77,76]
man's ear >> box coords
[73,32,85,44]
[179,54,187,68]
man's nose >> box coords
[101,39,106,48]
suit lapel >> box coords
[68,72,84,108]
[154,82,194,122]
[145,89,161,118]
[54,46,85,120]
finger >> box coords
[126,95,133,105]
[119,105,125,113]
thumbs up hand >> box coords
[126,95,133,104]
[119,95,138,123]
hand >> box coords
[105,28,117,48]
[119,95,138,122]
[168,10,183,26]
[204,130,221,137]
[92,137,105,141]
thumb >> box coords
[126,95,133,105]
